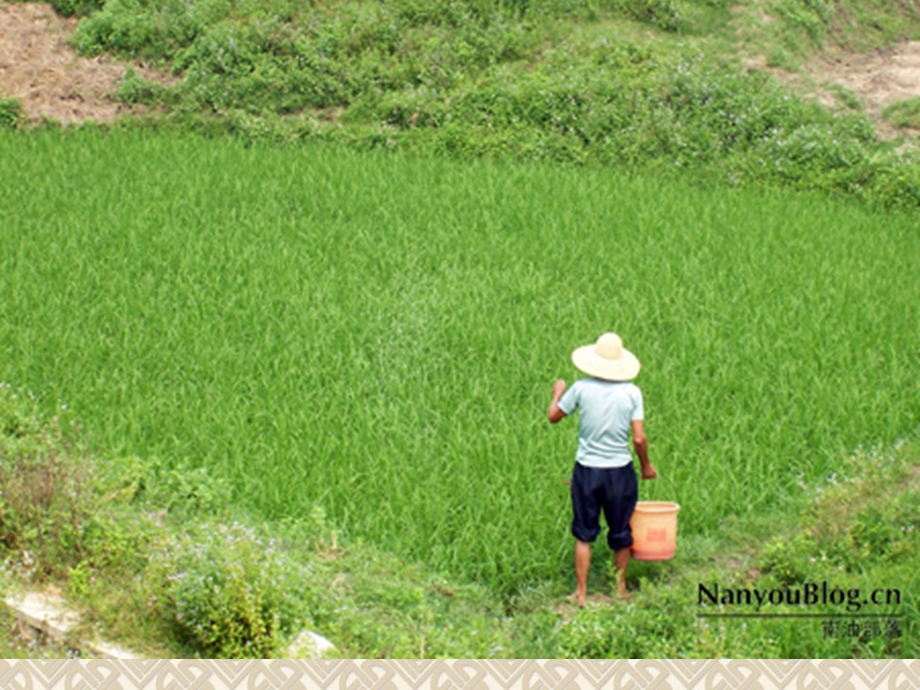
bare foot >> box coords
[567,592,586,608]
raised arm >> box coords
[548,379,568,424]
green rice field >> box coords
[2,128,919,596]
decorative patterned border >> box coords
[1,660,917,689]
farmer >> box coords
[548,332,657,607]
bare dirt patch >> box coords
[804,42,920,137]
[0,1,171,124]
[750,41,920,140]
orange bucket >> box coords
[630,501,680,561]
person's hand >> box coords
[552,379,567,398]
[641,464,658,480]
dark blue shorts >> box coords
[570,461,638,551]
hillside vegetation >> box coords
[5,0,920,206]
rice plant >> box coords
[2,128,918,596]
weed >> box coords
[151,522,321,658]
[0,99,24,129]
[117,67,163,106]
[49,0,104,18]
[882,98,920,129]
[610,0,685,32]
[829,83,863,111]
[0,385,92,580]
[759,532,818,586]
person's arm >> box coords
[631,419,657,479]
[548,379,568,424]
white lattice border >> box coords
[1,660,918,689]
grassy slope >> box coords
[1,381,917,657]
[5,0,915,205]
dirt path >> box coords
[0,1,168,124]
[1,1,919,138]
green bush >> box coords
[776,0,830,45]
[49,0,104,18]
[154,522,321,658]
[758,532,818,586]
[847,492,919,563]
[866,151,920,209]
[0,99,24,129]
[610,0,684,32]
[117,67,164,105]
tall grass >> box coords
[2,128,918,596]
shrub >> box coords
[775,0,830,45]
[49,0,104,18]
[610,0,684,32]
[154,522,321,658]
[0,99,24,129]
[758,532,818,586]
[0,385,92,579]
[117,67,163,105]
[849,495,919,562]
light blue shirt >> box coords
[558,378,644,468]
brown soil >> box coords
[745,42,920,140]
[0,1,171,124]
[554,592,617,618]
[1,1,919,140]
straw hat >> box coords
[571,333,640,381]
